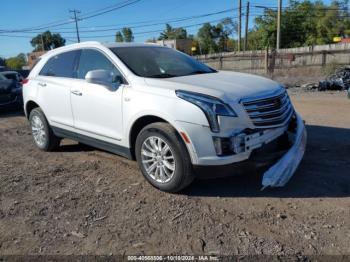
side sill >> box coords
[52,126,133,160]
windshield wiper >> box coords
[147,73,177,78]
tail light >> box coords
[21,79,29,85]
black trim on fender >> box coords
[52,126,133,159]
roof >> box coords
[0,71,19,75]
[39,41,164,59]
[102,42,160,48]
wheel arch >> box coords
[128,114,195,162]
[25,100,40,119]
[129,115,168,160]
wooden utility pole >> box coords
[238,0,242,52]
[70,9,81,43]
[244,1,250,51]
[265,48,269,74]
[277,0,282,50]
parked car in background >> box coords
[23,41,306,192]
[1,71,24,83]
[0,72,23,110]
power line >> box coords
[62,17,239,39]
[0,8,237,35]
[45,4,221,30]
[3,4,346,35]
[77,8,236,33]
[252,5,350,11]
[2,2,349,48]
[0,34,32,38]
[57,5,237,30]
[0,16,237,41]
[78,0,142,20]
[77,0,136,17]
[0,0,142,33]
[1,11,349,41]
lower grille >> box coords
[242,89,294,128]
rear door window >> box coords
[39,50,79,78]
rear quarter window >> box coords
[39,50,79,78]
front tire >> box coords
[29,107,60,151]
[135,122,194,192]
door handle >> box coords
[71,90,82,96]
[38,82,46,87]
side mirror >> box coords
[114,75,123,86]
[85,69,122,89]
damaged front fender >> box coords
[262,113,307,189]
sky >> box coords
[0,0,334,58]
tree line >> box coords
[2,0,350,69]
[249,0,350,49]
[152,0,350,53]
[147,0,350,53]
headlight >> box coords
[176,90,237,133]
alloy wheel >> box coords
[141,136,176,183]
[31,115,46,147]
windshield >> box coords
[3,73,16,80]
[0,73,7,80]
[110,46,216,78]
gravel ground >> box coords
[0,91,349,257]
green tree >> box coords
[197,23,218,54]
[122,27,134,42]
[196,18,237,54]
[158,24,187,40]
[215,18,236,52]
[30,31,65,51]
[5,53,27,69]
[115,27,134,42]
[115,31,124,42]
[248,0,350,49]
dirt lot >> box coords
[0,91,349,256]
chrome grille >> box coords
[242,90,294,128]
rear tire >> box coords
[29,107,60,151]
[135,122,194,193]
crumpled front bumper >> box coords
[261,113,307,188]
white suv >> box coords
[23,41,306,192]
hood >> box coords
[144,71,283,102]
